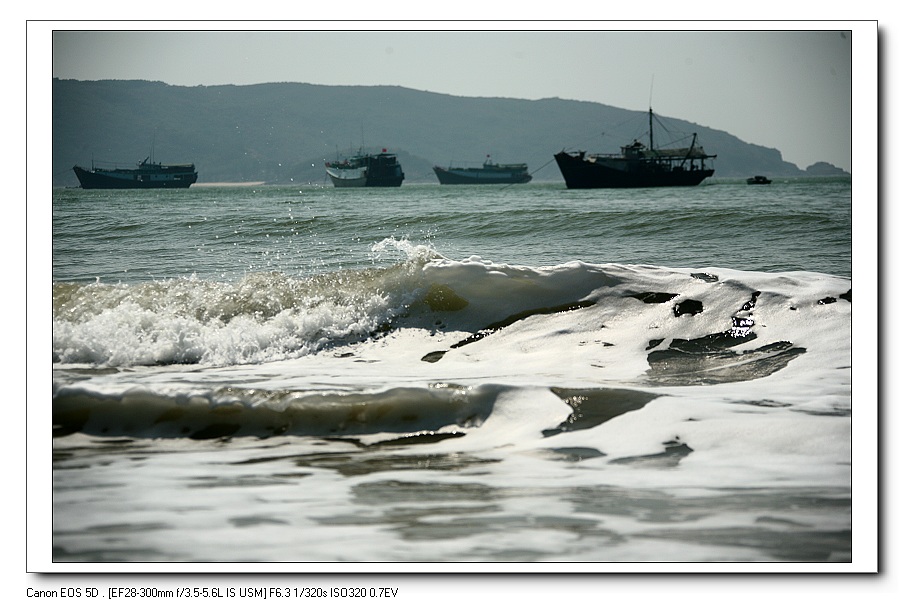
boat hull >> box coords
[73,165,197,189]
[326,170,403,188]
[325,167,368,187]
[325,151,405,188]
[554,152,714,189]
[358,174,404,187]
[433,166,532,185]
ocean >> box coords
[47,177,855,568]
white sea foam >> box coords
[53,253,850,456]
[51,252,853,564]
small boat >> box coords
[554,107,716,189]
[433,155,532,185]
[325,149,404,187]
[746,175,772,185]
[73,157,197,189]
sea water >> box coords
[46,178,855,567]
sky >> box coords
[47,26,864,173]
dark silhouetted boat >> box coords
[746,175,772,185]
[433,155,532,185]
[554,108,716,189]
[325,149,405,187]
[72,157,198,189]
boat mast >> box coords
[648,76,655,151]
[681,133,698,167]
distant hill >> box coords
[52,79,844,187]
[804,161,851,176]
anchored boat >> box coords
[554,108,716,188]
[72,157,197,189]
[325,149,405,187]
[433,155,532,185]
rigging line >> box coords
[560,133,605,153]
[531,157,557,175]
[498,157,557,190]
[562,110,651,153]
[650,113,702,148]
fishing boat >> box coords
[746,175,772,185]
[325,149,405,187]
[554,108,716,188]
[72,157,198,189]
[433,155,532,185]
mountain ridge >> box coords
[52,79,848,186]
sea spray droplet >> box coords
[370,237,443,264]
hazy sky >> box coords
[50,26,862,172]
